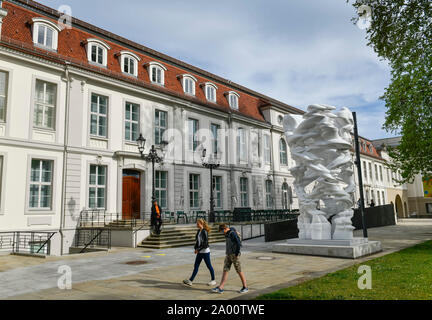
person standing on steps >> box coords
[183,219,216,287]
[211,224,248,294]
[151,200,162,235]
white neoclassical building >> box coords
[0,0,303,254]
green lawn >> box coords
[256,240,432,300]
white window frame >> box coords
[85,38,111,67]
[226,91,240,109]
[90,93,108,138]
[28,159,54,210]
[265,180,273,208]
[240,177,249,207]
[210,123,220,156]
[34,79,57,130]
[0,70,9,122]
[202,82,218,103]
[237,127,247,162]
[119,51,140,77]
[147,62,167,86]
[124,102,140,142]
[31,18,61,51]
[155,109,168,145]
[188,118,199,151]
[88,164,107,209]
[189,173,200,209]
[155,171,168,209]
[178,74,197,96]
[280,138,288,166]
[213,175,222,209]
[264,134,271,164]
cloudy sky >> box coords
[40,0,395,139]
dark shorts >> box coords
[223,254,242,273]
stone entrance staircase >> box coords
[138,225,226,249]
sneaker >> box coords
[183,279,193,287]
[238,287,249,293]
[211,287,224,294]
[207,280,217,286]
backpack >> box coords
[230,227,242,246]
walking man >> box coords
[211,224,248,294]
[151,200,162,235]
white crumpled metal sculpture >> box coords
[283,104,356,240]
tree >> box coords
[350,0,432,182]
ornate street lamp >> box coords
[136,133,168,203]
[201,148,220,223]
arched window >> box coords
[146,61,167,86]
[280,138,288,166]
[178,74,197,96]
[225,91,239,109]
[202,82,218,103]
[31,18,61,51]
[119,51,140,77]
[85,38,111,66]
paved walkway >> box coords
[1,220,432,300]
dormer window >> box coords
[178,74,197,96]
[119,51,140,77]
[202,82,218,103]
[31,18,61,51]
[85,39,111,67]
[225,91,240,109]
[146,62,167,86]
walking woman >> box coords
[183,219,216,286]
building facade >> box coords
[0,0,303,254]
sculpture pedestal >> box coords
[272,237,382,259]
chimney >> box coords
[0,1,8,39]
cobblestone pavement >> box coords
[1,220,431,300]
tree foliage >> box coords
[350,0,432,182]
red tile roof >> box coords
[1,0,304,123]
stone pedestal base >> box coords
[272,237,382,259]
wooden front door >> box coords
[122,172,140,220]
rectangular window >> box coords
[240,177,248,207]
[88,164,106,209]
[211,123,220,156]
[426,203,432,214]
[237,128,247,162]
[155,171,168,209]
[188,119,199,151]
[213,176,222,208]
[382,191,385,204]
[90,93,108,138]
[368,163,372,180]
[264,135,271,164]
[124,102,139,142]
[0,71,8,122]
[265,180,273,208]
[379,166,383,182]
[29,159,53,209]
[123,57,135,75]
[34,80,56,129]
[91,45,104,65]
[37,25,54,48]
[363,161,367,180]
[155,110,167,145]
[151,66,163,84]
[377,191,381,205]
[375,164,378,181]
[189,174,200,208]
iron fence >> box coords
[0,231,55,255]
[74,228,111,253]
